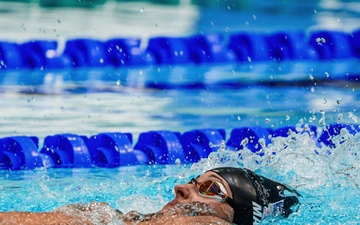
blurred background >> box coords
[1,0,359,42]
[0,0,359,139]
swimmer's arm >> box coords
[134,215,232,225]
[0,202,120,225]
[0,213,232,225]
[0,211,90,225]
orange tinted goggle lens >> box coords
[190,178,223,196]
[199,180,222,195]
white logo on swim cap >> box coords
[252,201,262,225]
[263,200,284,217]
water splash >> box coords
[187,129,360,224]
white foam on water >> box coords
[185,128,360,224]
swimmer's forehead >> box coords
[196,172,224,182]
[196,171,233,198]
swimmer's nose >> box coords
[174,184,192,199]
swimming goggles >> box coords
[189,178,231,203]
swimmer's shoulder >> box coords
[132,214,232,225]
[0,202,118,225]
[0,211,91,225]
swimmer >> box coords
[0,167,300,225]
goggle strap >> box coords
[225,196,236,209]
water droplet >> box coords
[140,6,144,13]
[20,23,26,31]
[311,115,317,120]
[348,112,358,122]
[319,111,326,127]
[265,118,270,123]
[220,140,226,151]
[325,72,329,77]
[309,115,316,122]
[316,37,326,45]
[247,56,252,62]
[286,115,290,121]
[296,119,304,129]
[338,114,343,121]
[116,80,121,86]
[258,138,266,148]
[241,138,248,146]
[175,158,181,165]
[336,98,342,104]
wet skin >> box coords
[0,171,234,225]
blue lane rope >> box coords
[0,30,359,70]
[0,124,358,170]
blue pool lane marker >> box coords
[0,136,45,170]
[40,134,92,168]
[0,124,359,170]
[88,132,146,167]
[1,30,360,70]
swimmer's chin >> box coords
[159,200,217,216]
[159,199,179,213]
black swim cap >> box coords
[209,167,300,225]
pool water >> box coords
[1,61,360,140]
[1,0,360,224]
[0,136,359,224]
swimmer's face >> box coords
[160,171,234,223]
